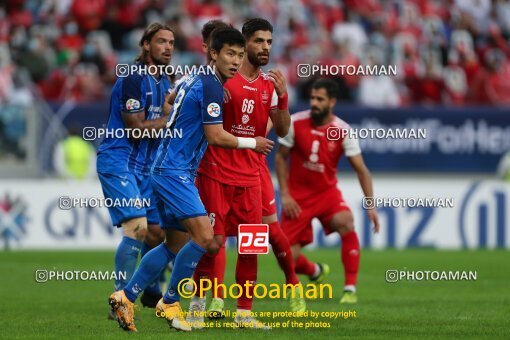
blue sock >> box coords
[124,243,176,302]
[163,240,205,304]
[140,242,163,296]
[140,241,151,257]
[114,236,142,291]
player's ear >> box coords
[143,39,150,53]
[201,43,208,54]
[210,48,218,62]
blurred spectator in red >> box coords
[470,48,510,105]
[57,21,84,55]
[71,0,106,32]
[408,51,444,105]
[443,65,468,105]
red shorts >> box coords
[196,174,262,237]
[260,163,277,216]
[281,188,351,246]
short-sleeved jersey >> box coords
[151,72,224,177]
[97,68,171,174]
[278,110,361,201]
[198,71,278,187]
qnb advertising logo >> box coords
[459,182,509,248]
[0,194,29,249]
[238,224,269,254]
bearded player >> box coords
[275,78,380,304]
[97,23,173,316]
[188,18,293,329]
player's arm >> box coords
[275,126,302,218]
[121,111,168,134]
[120,75,168,139]
[348,154,380,233]
[163,91,175,115]
[268,69,290,137]
[200,79,273,155]
[203,124,273,155]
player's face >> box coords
[246,30,272,67]
[310,88,335,123]
[211,44,245,81]
[146,30,175,65]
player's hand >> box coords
[224,88,232,103]
[367,209,380,233]
[281,194,302,219]
[253,136,274,155]
[268,69,287,98]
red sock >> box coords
[269,221,299,285]
[341,231,360,286]
[193,252,215,298]
[235,254,257,310]
[294,253,316,277]
[212,243,226,298]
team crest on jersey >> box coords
[126,98,140,110]
[242,114,250,124]
[207,102,221,118]
[261,90,269,105]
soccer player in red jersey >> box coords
[275,78,381,304]
[190,18,291,329]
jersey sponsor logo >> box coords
[242,85,257,92]
[207,102,221,118]
[311,130,324,136]
[242,114,250,124]
[231,124,256,136]
[238,224,269,254]
[126,98,140,110]
[261,90,269,105]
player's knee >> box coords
[330,213,354,235]
[193,229,218,253]
[122,218,148,241]
[337,219,355,235]
[145,226,165,245]
[206,240,220,254]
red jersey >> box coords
[278,110,361,201]
[198,71,278,186]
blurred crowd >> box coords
[2,0,510,107]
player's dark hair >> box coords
[242,18,273,39]
[136,23,174,63]
[201,20,231,43]
[209,27,246,53]
[311,78,340,99]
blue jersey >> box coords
[97,67,171,174]
[152,73,224,177]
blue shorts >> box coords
[98,171,146,227]
[151,173,207,231]
[137,173,160,225]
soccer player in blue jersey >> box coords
[97,23,174,315]
[108,27,274,332]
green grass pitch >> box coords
[1,249,508,339]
